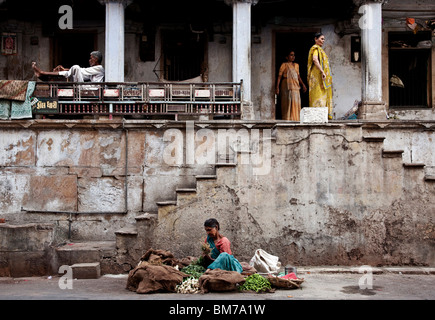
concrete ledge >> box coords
[70,262,101,279]
[300,107,328,123]
[0,223,55,252]
[295,266,435,275]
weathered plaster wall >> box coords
[0,122,213,242]
[0,22,51,80]
[322,25,362,117]
[1,120,433,267]
[149,122,435,266]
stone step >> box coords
[176,188,197,206]
[156,201,177,219]
[403,163,425,168]
[215,163,237,183]
[382,149,404,158]
[115,226,138,259]
[195,175,218,193]
[55,241,116,275]
[156,200,177,206]
[134,213,158,249]
[362,136,386,143]
[114,226,138,236]
[135,212,158,223]
[0,223,56,277]
[0,222,55,252]
[215,162,237,167]
[195,175,217,180]
[176,188,197,193]
[70,262,101,279]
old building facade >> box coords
[0,0,434,276]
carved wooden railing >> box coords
[32,81,242,120]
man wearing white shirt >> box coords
[32,51,105,82]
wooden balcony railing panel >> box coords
[32,81,242,119]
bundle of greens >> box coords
[238,274,273,293]
[180,263,206,279]
[201,242,211,255]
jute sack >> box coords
[126,261,188,294]
[198,269,246,293]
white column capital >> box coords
[224,0,259,6]
[353,0,388,6]
[97,0,132,7]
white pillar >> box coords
[359,0,386,119]
[225,0,258,119]
[99,0,131,82]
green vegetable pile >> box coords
[181,263,206,279]
[238,274,272,293]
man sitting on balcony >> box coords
[32,51,105,82]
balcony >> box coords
[32,81,242,121]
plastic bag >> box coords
[249,249,281,273]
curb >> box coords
[293,266,435,275]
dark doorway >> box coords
[52,32,97,70]
[162,30,206,81]
[275,31,316,119]
[388,31,432,108]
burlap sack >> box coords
[198,269,246,293]
[267,275,304,289]
[126,261,188,294]
[140,248,190,269]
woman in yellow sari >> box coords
[307,33,333,119]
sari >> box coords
[206,235,243,273]
[278,62,302,121]
[307,44,333,119]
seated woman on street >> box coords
[203,218,243,273]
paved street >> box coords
[0,267,433,301]
[1,267,432,319]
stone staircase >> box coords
[60,132,434,274]
[114,134,435,268]
[114,165,235,270]
[54,241,118,277]
[367,136,435,182]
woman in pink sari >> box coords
[203,218,243,273]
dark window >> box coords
[53,32,97,70]
[388,31,432,108]
[162,30,206,81]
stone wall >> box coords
[0,120,213,242]
[149,121,435,266]
[0,119,434,268]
